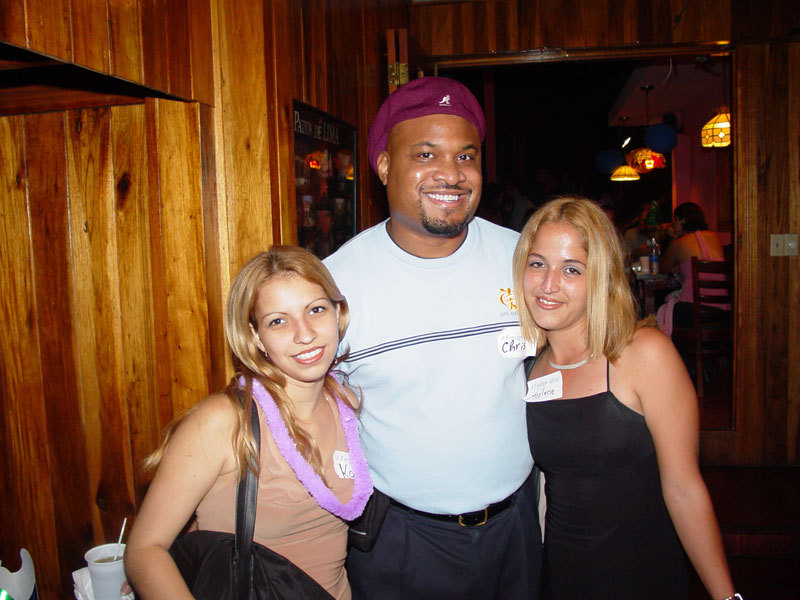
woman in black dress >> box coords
[513,197,739,600]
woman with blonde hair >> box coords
[514,197,738,600]
[126,246,372,599]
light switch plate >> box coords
[785,233,799,256]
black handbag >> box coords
[168,398,334,600]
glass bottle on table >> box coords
[649,237,661,274]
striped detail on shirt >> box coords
[346,321,518,363]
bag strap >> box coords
[233,392,260,600]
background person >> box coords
[657,201,728,338]
[125,247,371,600]
[621,201,653,257]
[324,76,542,600]
[514,197,738,600]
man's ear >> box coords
[376,151,390,185]
[249,322,266,353]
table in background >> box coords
[634,272,671,316]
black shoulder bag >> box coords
[168,398,334,600]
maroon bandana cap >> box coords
[366,76,486,174]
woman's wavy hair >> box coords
[513,196,640,362]
[674,201,708,233]
[146,246,353,482]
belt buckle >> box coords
[458,508,488,527]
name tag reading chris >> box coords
[497,326,536,358]
[524,371,563,403]
[333,450,354,479]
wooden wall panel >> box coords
[264,0,297,245]
[728,44,767,465]
[415,0,735,56]
[1,0,213,103]
[788,43,800,464]
[65,107,136,537]
[212,0,273,270]
[165,0,192,99]
[0,98,213,596]
[24,0,73,62]
[327,1,361,123]
[108,0,145,83]
[0,115,62,599]
[761,42,793,464]
[70,0,110,72]
[189,0,215,105]
[0,0,26,46]
[140,0,170,93]
[25,111,95,589]
[335,0,410,227]
[111,103,162,503]
[153,99,211,417]
[198,102,229,391]
[143,99,177,431]
[303,0,330,110]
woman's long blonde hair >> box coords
[145,246,354,481]
[512,196,641,361]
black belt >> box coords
[389,493,516,527]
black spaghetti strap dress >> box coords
[526,359,688,600]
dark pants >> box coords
[347,475,542,600]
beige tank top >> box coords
[195,395,353,600]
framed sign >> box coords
[293,101,357,259]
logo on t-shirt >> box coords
[498,287,517,311]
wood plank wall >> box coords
[0,1,409,597]
[0,0,214,103]
[410,0,800,466]
[284,0,410,229]
[0,99,211,598]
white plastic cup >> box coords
[639,256,650,272]
[84,543,126,600]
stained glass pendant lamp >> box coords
[701,107,731,147]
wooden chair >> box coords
[671,257,733,398]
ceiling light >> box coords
[610,165,640,181]
[701,107,731,147]
[627,147,667,172]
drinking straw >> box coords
[113,517,128,560]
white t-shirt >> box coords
[324,217,533,513]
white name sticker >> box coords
[497,326,537,358]
[524,371,563,403]
[333,450,354,479]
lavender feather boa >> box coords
[246,376,373,521]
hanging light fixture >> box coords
[627,85,667,172]
[626,84,667,173]
[610,165,640,181]
[700,58,732,148]
[701,106,731,147]
[627,147,667,172]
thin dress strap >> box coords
[606,359,611,392]
[694,230,713,260]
